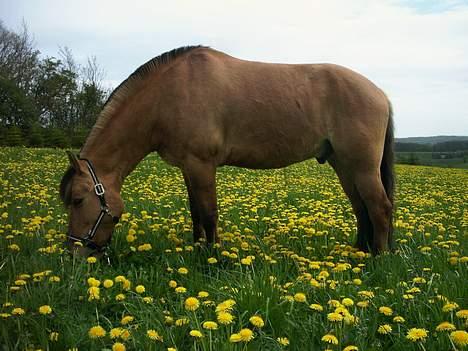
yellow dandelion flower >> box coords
[112,342,126,351]
[175,286,187,294]
[189,330,203,338]
[406,328,428,342]
[249,315,265,328]
[135,285,145,294]
[115,294,125,301]
[379,306,393,316]
[343,346,359,351]
[121,315,134,325]
[436,322,456,332]
[393,316,405,323]
[38,305,52,315]
[450,330,468,348]
[12,308,25,315]
[310,304,323,311]
[87,256,97,264]
[185,297,200,311]
[217,311,235,325]
[147,329,163,341]
[229,333,242,343]
[328,312,343,322]
[103,279,114,288]
[239,328,254,342]
[277,337,289,346]
[456,310,468,319]
[207,257,218,264]
[178,267,188,274]
[378,324,392,334]
[202,321,218,330]
[88,325,106,339]
[198,291,209,298]
[294,293,307,303]
[342,298,354,307]
[321,334,338,345]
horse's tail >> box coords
[381,99,395,249]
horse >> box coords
[60,45,395,257]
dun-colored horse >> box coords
[60,46,394,257]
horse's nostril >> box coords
[112,216,120,224]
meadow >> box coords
[0,147,467,351]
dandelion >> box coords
[175,286,187,294]
[87,277,100,287]
[87,256,97,264]
[294,293,307,303]
[343,346,359,351]
[379,306,393,316]
[436,322,456,332]
[12,308,25,315]
[184,297,200,311]
[456,310,468,319]
[328,312,343,322]
[110,328,124,339]
[115,294,126,301]
[169,280,177,288]
[342,298,354,307]
[450,330,468,348]
[135,285,145,294]
[443,302,459,312]
[38,305,52,315]
[198,291,209,298]
[239,328,254,342]
[230,333,242,343]
[147,329,163,341]
[202,321,218,330]
[321,334,339,345]
[189,330,203,338]
[249,315,265,328]
[88,325,106,338]
[207,257,218,264]
[310,304,323,311]
[112,342,126,351]
[143,296,153,304]
[393,316,405,323]
[175,318,189,326]
[178,267,188,274]
[277,337,290,346]
[121,315,134,325]
[49,331,59,341]
[217,311,235,325]
[406,328,428,342]
[377,324,392,334]
[103,279,114,288]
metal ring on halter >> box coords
[66,158,120,255]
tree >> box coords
[0,21,40,93]
[0,76,38,127]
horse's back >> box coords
[157,48,390,169]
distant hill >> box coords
[396,136,468,145]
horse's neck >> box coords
[80,113,157,190]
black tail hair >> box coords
[381,100,395,249]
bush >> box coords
[44,128,70,148]
[4,126,24,146]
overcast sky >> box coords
[2,0,468,137]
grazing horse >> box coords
[60,46,394,257]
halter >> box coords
[67,158,119,254]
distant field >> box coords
[0,147,467,351]
[396,152,468,169]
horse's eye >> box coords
[72,198,84,207]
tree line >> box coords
[395,141,468,153]
[0,21,109,148]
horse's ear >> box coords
[66,151,84,174]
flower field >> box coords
[0,147,467,351]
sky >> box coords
[1,0,468,137]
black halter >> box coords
[67,158,119,254]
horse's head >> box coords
[60,151,124,257]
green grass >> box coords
[0,147,467,351]
[396,152,468,169]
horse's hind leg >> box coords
[329,158,373,252]
[354,170,393,255]
[182,157,219,244]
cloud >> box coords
[1,0,467,136]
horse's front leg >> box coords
[183,173,205,242]
[182,157,219,244]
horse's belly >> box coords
[224,137,321,169]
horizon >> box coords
[1,0,468,138]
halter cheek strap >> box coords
[67,158,119,254]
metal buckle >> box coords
[94,183,105,196]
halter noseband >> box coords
[67,158,119,254]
